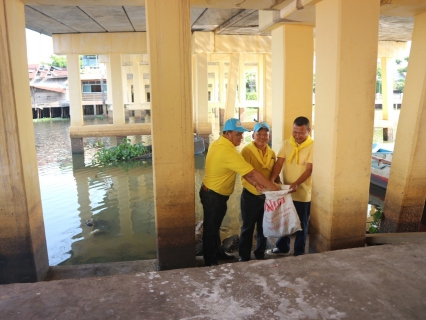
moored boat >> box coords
[371,143,393,189]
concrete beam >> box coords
[215,9,256,34]
[53,32,147,55]
[69,124,151,138]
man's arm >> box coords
[289,163,313,192]
[244,169,280,192]
[269,157,285,183]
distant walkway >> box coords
[1,242,426,319]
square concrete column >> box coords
[381,57,395,122]
[381,12,426,233]
[67,54,83,127]
[105,62,113,106]
[193,52,212,135]
[311,0,380,252]
[131,55,142,105]
[261,53,273,125]
[224,53,240,121]
[110,53,125,125]
[219,61,227,124]
[0,0,48,283]
[271,24,314,151]
[238,57,246,119]
[146,0,195,270]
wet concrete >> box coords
[1,241,426,320]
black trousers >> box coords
[199,186,229,264]
[275,201,311,256]
[239,188,267,260]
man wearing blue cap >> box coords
[239,121,278,261]
[200,118,279,266]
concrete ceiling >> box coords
[23,1,421,42]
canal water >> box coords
[34,110,394,266]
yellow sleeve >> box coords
[229,149,254,176]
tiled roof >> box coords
[31,85,66,93]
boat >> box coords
[371,143,393,189]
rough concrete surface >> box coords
[1,242,426,320]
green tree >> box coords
[49,55,67,68]
[394,57,408,93]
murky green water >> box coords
[34,115,245,266]
[35,109,397,266]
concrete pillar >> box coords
[110,53,125,125]
[257,54,265,122]
[238,57,245,118]
[263,53,273,125]
[219,61,227,125]
[139,64,147,103]
[271,24,314,152]
[381,57,394,121]
[146,0,195,270]
[132,56,142,105]
[0,0,48,283]
[106,62,113,106]
[141,64,149,104]
[224,53,240,121]
[381,11,426,232]
[194,52,212,135]
[67,54,83,126]
[310,0,380,252]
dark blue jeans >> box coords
[276,201,311,256]
[199,187,229,264]
[239,188,267,260]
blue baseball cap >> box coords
[254,122,270,132]
[223,118,250,132]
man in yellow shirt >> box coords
[239,122,277,261]
[267,116,313,257]
[200,118,279,266]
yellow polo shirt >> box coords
[277,139,314,202]
[203,136,254,196]
[241,142,276,195]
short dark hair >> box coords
[294,116,310,129]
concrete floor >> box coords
[1,242,426,320]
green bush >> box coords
[367,208,383,234]
[246,92,258,101]
[92,138,150,166]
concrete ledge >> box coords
[2,243,426,319]
[45,260,157,281]
[69,124,151,138]
[366,232,426,245]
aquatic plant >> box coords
[367,208,383,234]
[92,138,150,165]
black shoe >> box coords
[217,252,235,260]
[239,257,249,262]
[205,261,219,267]
[255,255,265,260]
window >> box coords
[82,81,107,93]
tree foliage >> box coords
[49,55,67,68]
